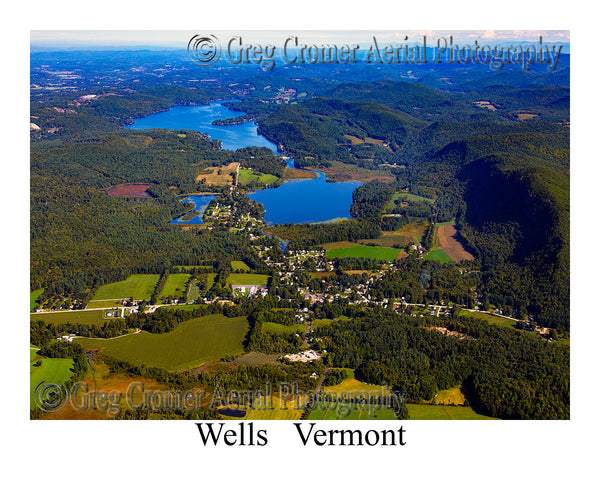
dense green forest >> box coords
[315,308,569,419]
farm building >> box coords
[231,284,268,297]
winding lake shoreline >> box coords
[125,101,362,225]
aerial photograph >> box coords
[29,29,570,423]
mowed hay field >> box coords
[237,168,279,186]
[227,273,270,286]
[158,273,190,301]
[424,248,454,263]
[76,314,249,371]
[326,244,402,262]
[92,274,160,301]
[30,309,107,326]
[195,162,239,186]
[436,224,474,262]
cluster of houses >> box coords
[283,350,321,363]
[231,284,269,297]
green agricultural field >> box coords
[384,192,435,212]
[30,309,107,326]
[227,273,270,286]
[238,169,279,186]
[30,358,74,408]
[76,314,249,371]
[158,273,190,301]
[326,245,402,262]
[424,248,454,263]
[459,309,517,329]
[262,322,306,335]
[307,405,398,420]
[406,403,494,420]
[92,274,160,301]
[231,260,251,272]
[30,289,44,311]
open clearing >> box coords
[433,385,467,405]
[262,322,305,335]
[424,248,454,263]
[227,273,270,286]
[314,160,395,183]
[30,358,74,408]
[326,245,402,262]
[407,403,494,420]
[30,289,44,311]
[31,309,107,326]
[76,314,249,371]
[384,192,435,212]
[92,274,160,301]
[195,162,239,185]
[237,168,279,186]
[231,260,251,272]
[388,220,430,244]
[307,404,398,420]
[158,273,190,301]
[459,309,517,329]
[358,233,410,248]
[436,224,474,262]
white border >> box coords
[6,1,595,477]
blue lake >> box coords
[125,101,278,153]
[249,158,361,225]
[125,102,361,225]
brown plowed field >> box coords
[437,225,474,262]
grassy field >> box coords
[358,234,410,248]
[31,309,107,326]
[384,192,435,212]
[237,168,279,186]
[76,314,249,371]
[459,309,517,328]
[92,274,160,301]
[315,160,395,183]
[326,245,402,261]
[306,405,398,420]
[424,248,454,263]
[231,260,251,272]
[227,273,270,286]
[386,220,430,244]
[30,358,74,408]
[406,403,494,420]
[262,322,306,335]
[158,273,190,301]
[433,385,467,405]
[30,289,44,311]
